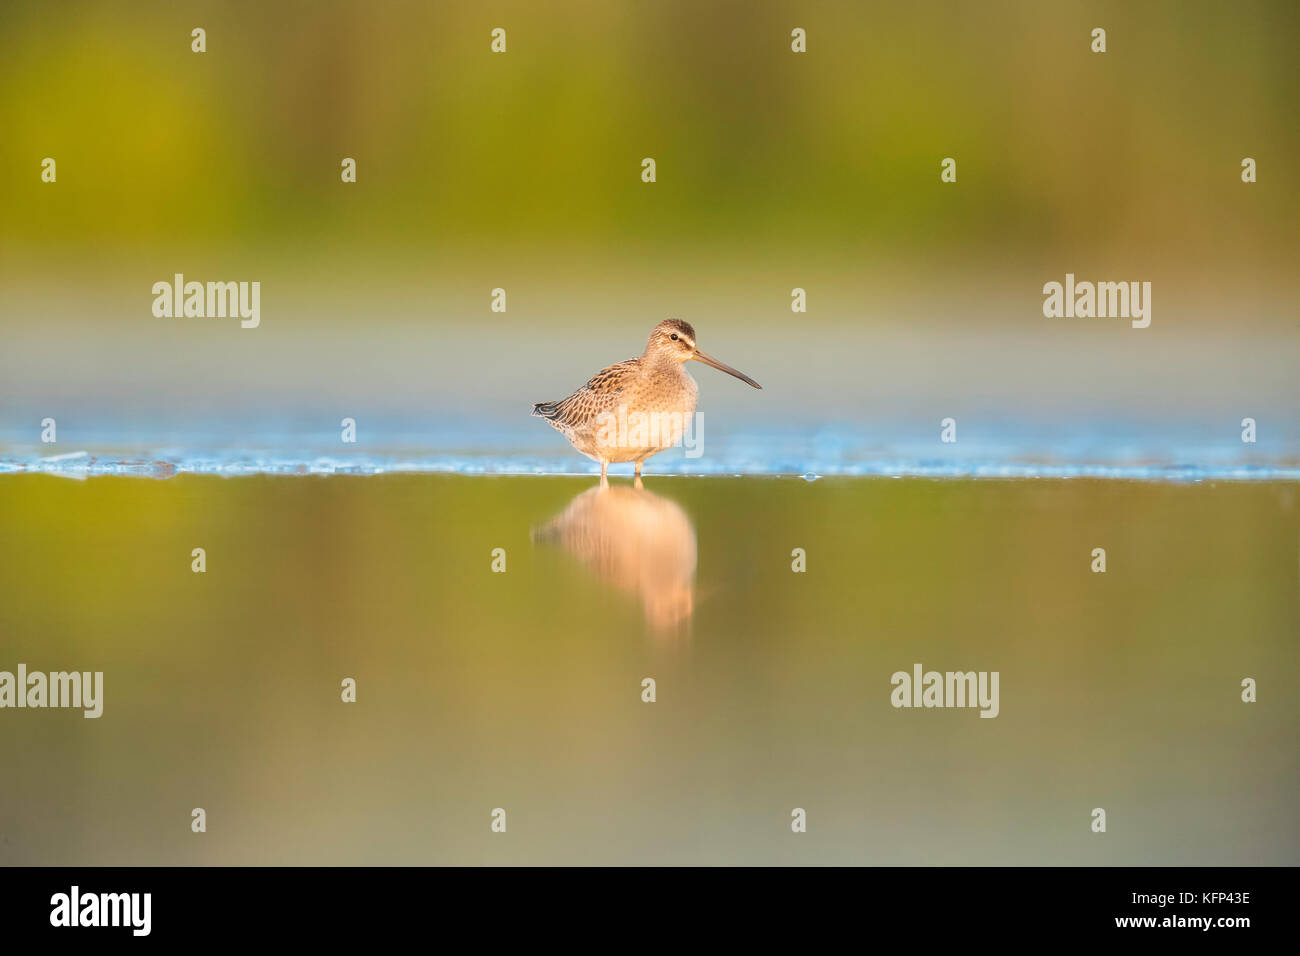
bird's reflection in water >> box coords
[532,482,697,633]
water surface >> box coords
[0,474,1294,865]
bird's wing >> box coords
[554,358,640,423]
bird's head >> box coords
[645,318,762,389]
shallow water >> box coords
[0,474,1296,865]
[4,445,1300,482]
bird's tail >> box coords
[531,401,561,420]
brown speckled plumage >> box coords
[532,319,760,480]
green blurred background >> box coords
[3,0,1296,260]
[1,0,1297,462]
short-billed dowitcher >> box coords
[532,319,761,481]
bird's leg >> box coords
[634,460,643,480]
[599,459,609,488]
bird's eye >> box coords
[670,333,679,340]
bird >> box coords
[532,319,761,482]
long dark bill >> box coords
[692,349,762,389]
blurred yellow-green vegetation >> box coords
[1,1,1296,456]
[2,0,1296,283]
